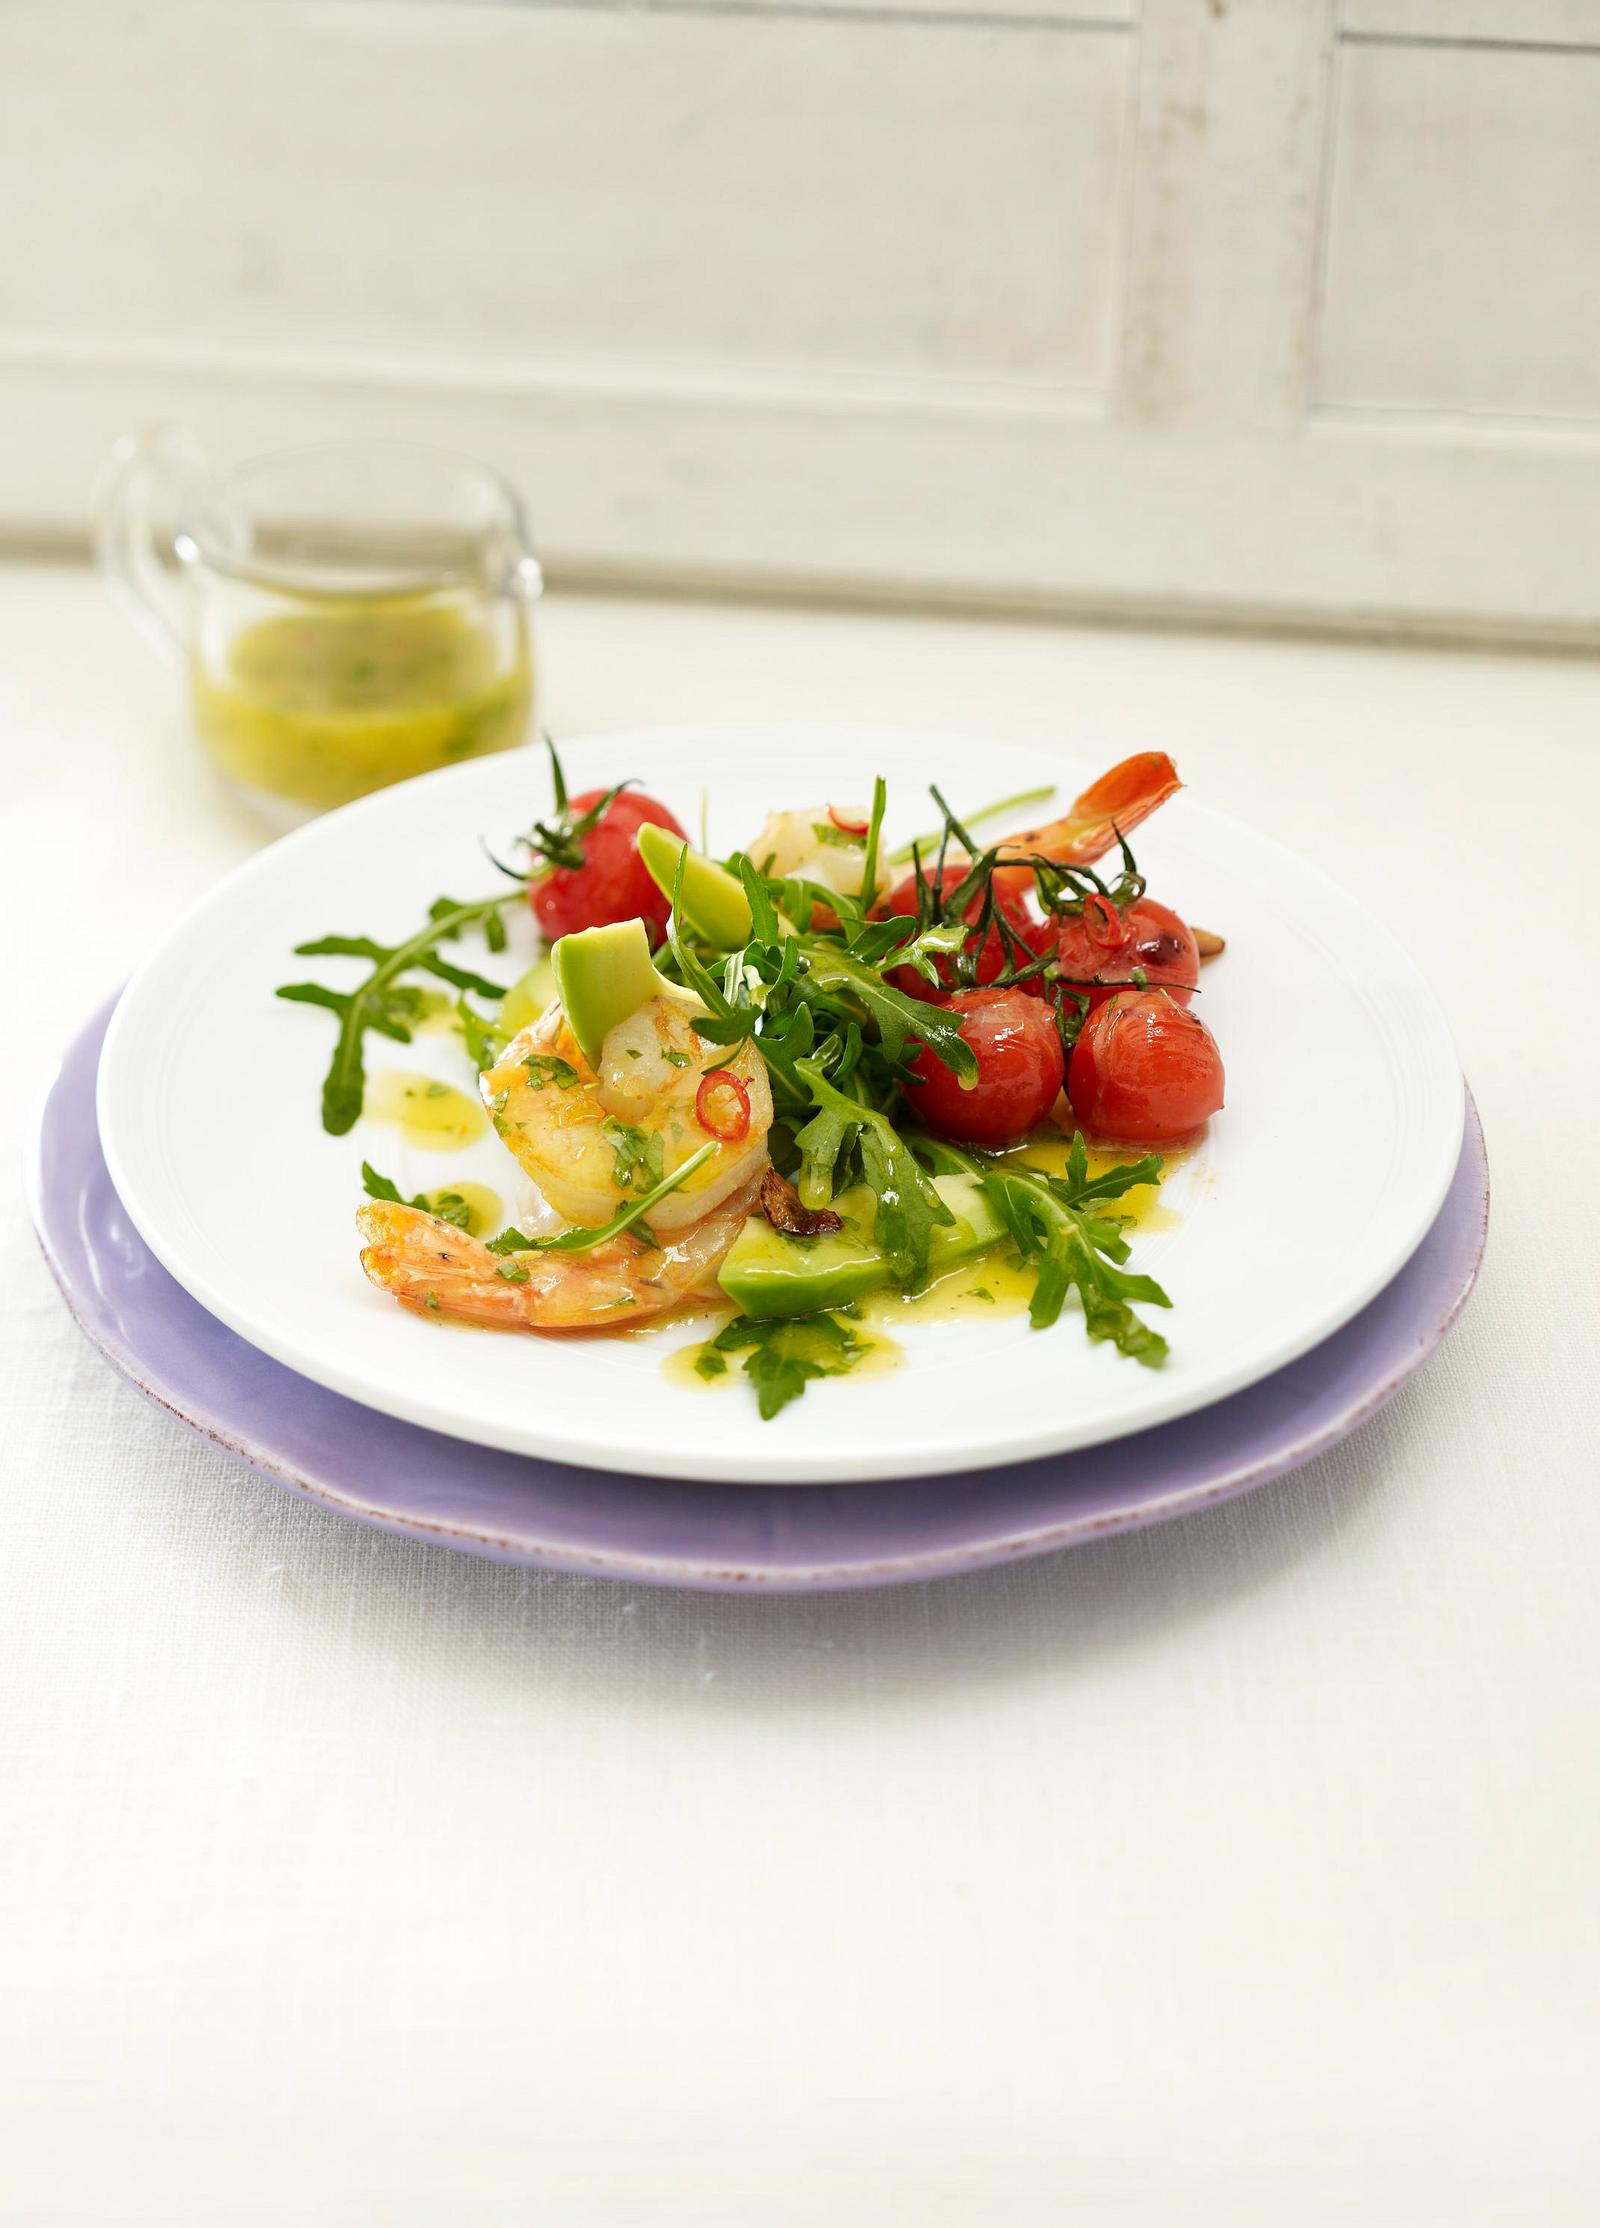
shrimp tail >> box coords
[358,1180,761,1334]
[997,751,1181,869]
[357,1201,557,1328]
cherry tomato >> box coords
[1051,896,1199,1012]
[530,789,687,945]
[905,988,1065,1147]
[882,868,1037,1003]
[1066,990,1224,1145]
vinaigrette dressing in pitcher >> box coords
[95,431,540,820]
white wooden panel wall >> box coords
[1320,39,1600,418]
[2,0,1600,641]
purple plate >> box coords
[29,998,1488,1592]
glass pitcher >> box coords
[94,429,541,822]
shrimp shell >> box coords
[357,1172,761,1334]
[483,998,771,1234]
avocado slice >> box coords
[497,954,557,1039]
[552,919,695,1069]
[718,1174,1004,1319]
[637,824,753,949]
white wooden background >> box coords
[4,0,1600,639]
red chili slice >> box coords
[827,804,870,838]
[695,1069,752,1143]
[1083,893,1126,952]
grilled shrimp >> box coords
[994,752,1180,871]
[357,1172,762,1333]
[480,994,772,1235]
[748,804,872,903]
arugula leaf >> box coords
[886,783,1055,867]
[484,1142,716,1258]
[793,1060,953,1282]
[912,1129,1171,1364]
[711,1312,865,1420]
[1046,1131,1165,1212]
[413,949,508,1000]
[278,890,515,1135]
[295,926,505,1001]
[483,1226,536,1255]
[800,944,977,1080]
[359,1161,408,1205]
[790,1086,859,1210]
[429,894,508,958]
[982,1169,1171,1364]
[855,1116,956,1285]
[859,774,887,916]
[456,996,506,1073]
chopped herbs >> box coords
[602,1118,665,1194]
[709,1312,866,1420]
[483,1142,716,1258]
[292,747,1185,1417]
[360,1161,475,1233]
[522,1053,581,1091]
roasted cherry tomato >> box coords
[1051,896,1199,1012]
[530,789,687,945]
[905,988,1065,1147]
[882,868,1037,1003]
[1066,989,1223,1144]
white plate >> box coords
[98,726,1463,1484]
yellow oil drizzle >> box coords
[661,1313,903,1391]
[365,1068,488,1151]
[661,1336,734,1393]
[654,1119,1182,1390]
[418,1181,501,1238]
[1000,1129,1182,1234]
[857,1249,1037,1329]
[408,989,461,1037]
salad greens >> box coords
[923,1134,1170,1365]
[484,1142,716,1257]
[278,891,515,1134]
[699,1311,865,1421]
[280,742,1181,1421]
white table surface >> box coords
[3,565,1596,2226]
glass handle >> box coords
[505,552,545,603]
[91,424,206,661]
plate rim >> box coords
[94,724,1467,1484]
[32,996,1490,1590]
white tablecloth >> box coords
[3,566,1595,2225]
